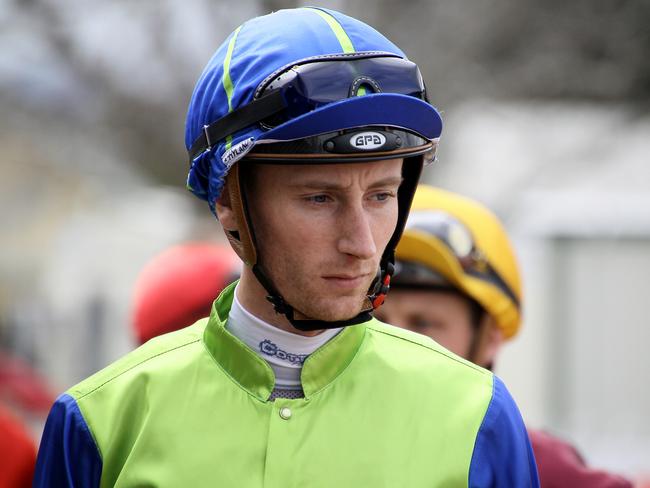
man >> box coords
[377,184,633,488]
[34,8,538,487]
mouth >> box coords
[322,273,373,290]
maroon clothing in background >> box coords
[529,429,633,488]
[0,405,36,488]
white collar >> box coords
[226,285,342,389]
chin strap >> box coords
[370,260,394,309]
[253,257,395,332]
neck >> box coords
[237,267,324,337]
[227,287,342,392]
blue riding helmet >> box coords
[184,7,443,330]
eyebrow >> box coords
[292,176,404,191]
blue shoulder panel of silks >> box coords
[33,393,102,488]
[468,375,540,488]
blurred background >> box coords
[1,0,648,479]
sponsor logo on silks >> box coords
[222,137,255,169]
[350,131,386,151]
[259,339,308,365]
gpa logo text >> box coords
[350,132,386,150]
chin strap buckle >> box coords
[371,274,391,308]
[370,261,394,309]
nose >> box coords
[336,202,377,260]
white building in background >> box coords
[0,111,213,440]
[428,100,650,474]
[33,187,203,387]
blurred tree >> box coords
[345,0,650,108]
[2,0,648,188]
[2,0,261,186]
[262,0,297,11]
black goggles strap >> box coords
[392,258,520,309]
[187,90,286,162]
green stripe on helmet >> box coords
[306,8,355,54]
[222,26,243,150]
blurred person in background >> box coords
[377,184,633,488]
[33,8,538,487]
[0,349,54,488]
[131,242,240,345]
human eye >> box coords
[369,191,396,203]
[305,194,332,204]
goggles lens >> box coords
[256,54,427,128]
[398,211,520,307]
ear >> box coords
[215,186,239,233]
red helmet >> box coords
[131,243,240,344]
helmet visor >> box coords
[188,53,434,161]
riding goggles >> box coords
[188,53,431,161]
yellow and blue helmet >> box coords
[393,185,522,339]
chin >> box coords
[307,297,367,323]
